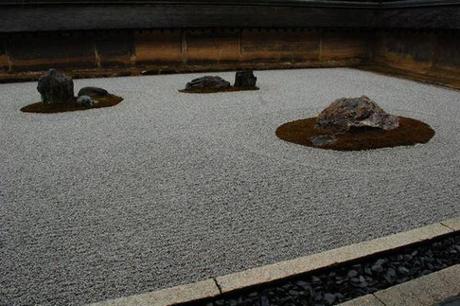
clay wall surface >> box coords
[0,29,371,73]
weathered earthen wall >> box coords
[372,30,460,86]
[0,29,371,74]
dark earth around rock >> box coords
[316,96,399,132]
[37,69,74,104]
[276,116,434,151]
[22,94,122,113]
[276,96,434,151]
[234,70,257,88]
[185,76,231,91]
[77,86,109,98]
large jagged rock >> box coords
[185,76,231,91]
[37,69,74,104]
[316,96,399,132]
[234,71,257,87]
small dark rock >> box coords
[364,267,373,275]
[347,270,359,278]
[37,69,74,104]
[350,277,361,284]
[77,86,109,98]
[371,259,387,273]
[398,266,410,275]
[234,70,257,88]
[76,95,94,108]
[311,276,322,284]
[310,135,336,146]
[324,293,336,305]
[314,292,323,302]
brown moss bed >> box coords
[179,86,259,94]
[276,116,435,151]
[21,94,123,113]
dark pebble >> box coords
[324,293,336,305]
[347,270,359,278]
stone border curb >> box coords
[338,264,460,306]
[89,217,459,306]
[90,279,220,306]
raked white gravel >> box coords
[0,68,459,305]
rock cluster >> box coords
[316,96,399,132]
[185,76,231,91]
[234,70,257,88]
[36,69,110,109]
[37,69,74,104]
[182,71,258,92]
[206,234,460,306]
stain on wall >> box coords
[185,30,240,63]
[134,30,182,64]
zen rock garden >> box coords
[22,69,436,152]
[21,69,123,113]
[180,70,258,93]
[276,95,435,151]
[4,67,459,306]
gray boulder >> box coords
[77,86,109,98]
[316,96,399,132]
[234,71,257,87]
[76,95,94,108]
[37,69,74,104]
[185,76,231,91]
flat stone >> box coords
[77,86,109,98]
[185,76,231,91]
[89,279,220,306]
[216,251,336,294]
[337,294,385,306]
[441,217,460,231]
[216,221,454,295]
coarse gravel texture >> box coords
[0,68,459,306]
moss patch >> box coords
[276,116,435,151]
[179,86,259,94]
[21,95,123,113]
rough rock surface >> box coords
[76,95,94,108]
[234,71,257,87]
[77,86,109,98]
[37,69,74,104]
[185,76,231,91]
[316,96,399,132]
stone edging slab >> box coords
[89,217,460,306]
